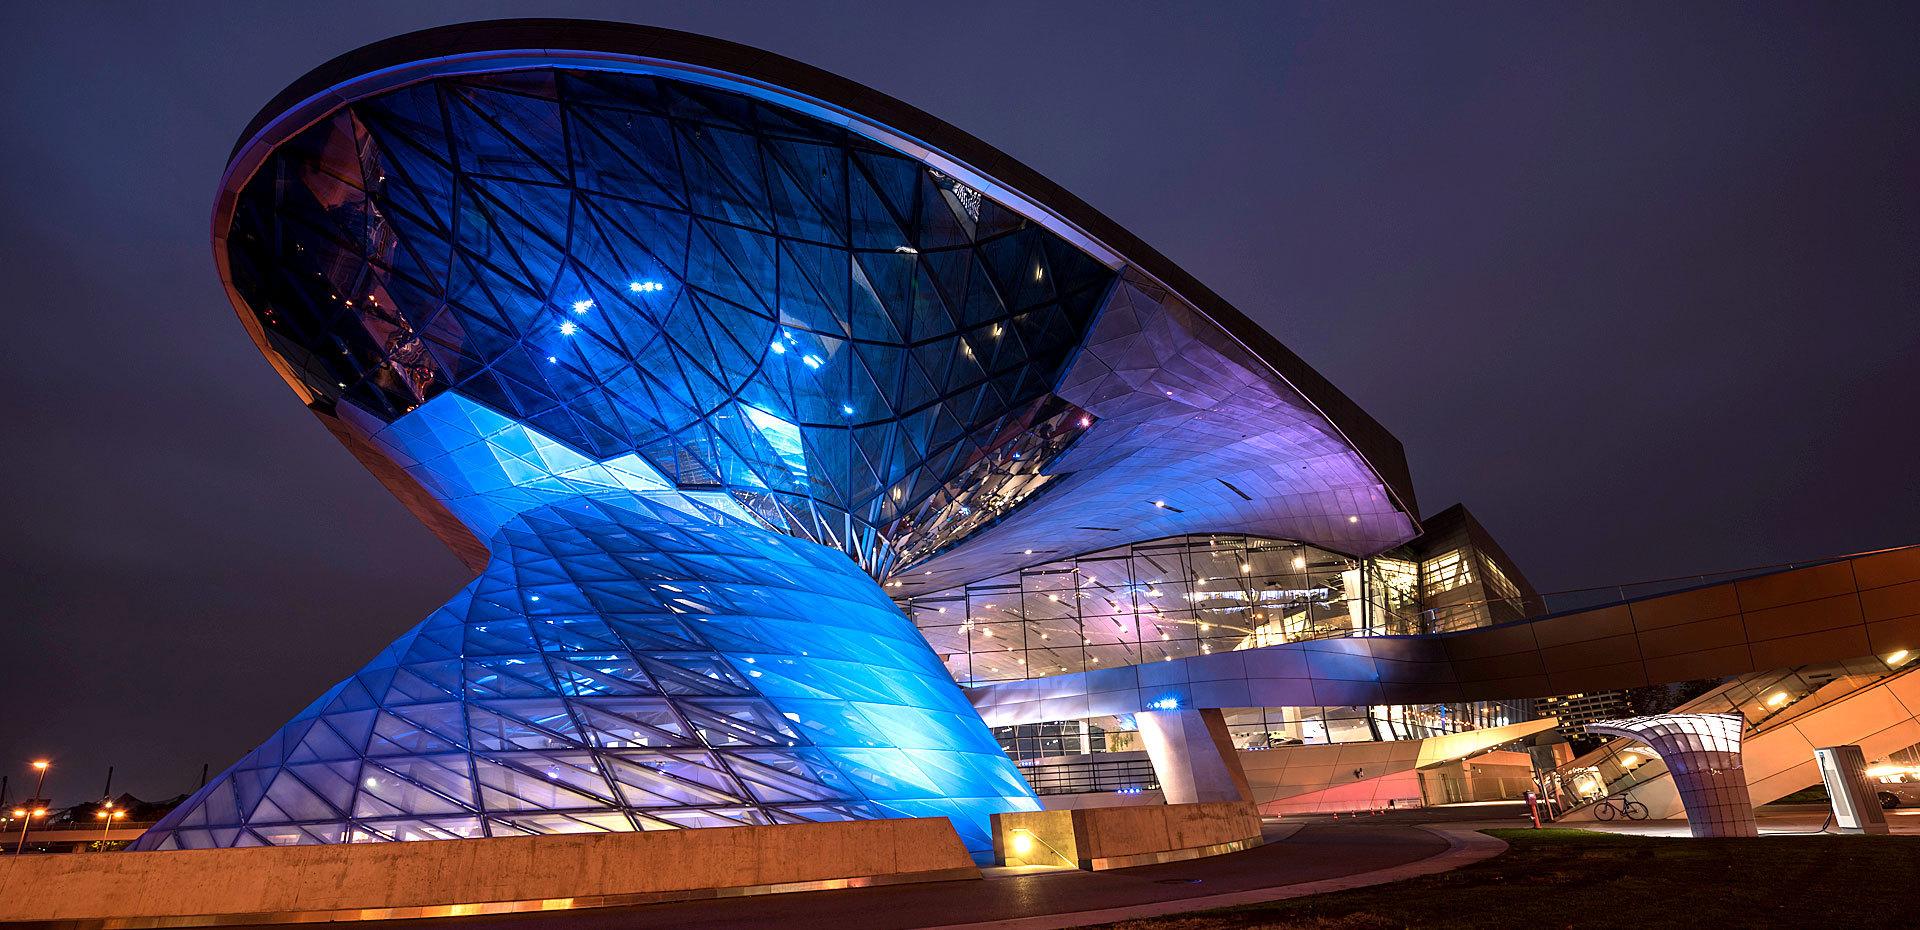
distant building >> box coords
[1536,692,1634,746]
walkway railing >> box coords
[1017,756,1159,796]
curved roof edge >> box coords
[226,18,1417,519]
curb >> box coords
[920,824,1508,930]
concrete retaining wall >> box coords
[991,801,1262,870]
[0,818,977,925]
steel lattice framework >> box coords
[139,494,1031,852]
[225,67,1114,575]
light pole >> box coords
[13,808,46,855]
[13,760,52,856]
[26,761,48,807]
[95,804,128,845]
[25,760,48,810]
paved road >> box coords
[1281,800,1535,826]
[296,822,1448,930]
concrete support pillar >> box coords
[1136,707,1252,804]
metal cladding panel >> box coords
[1587,715,1758,838]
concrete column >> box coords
[1136,707,1252,804]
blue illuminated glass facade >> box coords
[136,492,1032,852]
[227,67,1115,574]
[133,65,1164,857]
[143,17,1435,859]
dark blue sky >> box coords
[2,2,1915,803]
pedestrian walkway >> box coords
[254,820,1496,930]
[1569,802,1920,838]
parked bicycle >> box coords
[1592,794,1649,821]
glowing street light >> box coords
[14,807,47,855]
[14,760,51,855]
[96,803,130,844]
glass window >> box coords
[1421,549,1475,598]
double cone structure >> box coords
[139,21,1419,858]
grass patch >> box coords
[1096,828,1920,929]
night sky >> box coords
[3,2,1914,804]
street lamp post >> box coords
[27,761,48,804]
[14,760,52,856]
[13,808,47,855]
[95,804,128,845]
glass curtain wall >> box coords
[992,700,1528,761]
[1221,701,1528,748]
[905,534,1436,685]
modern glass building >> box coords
[904,505,1539,783]
[137,20,1478,856]
[906,504,1542,687]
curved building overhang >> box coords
[217,19,1420,581]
